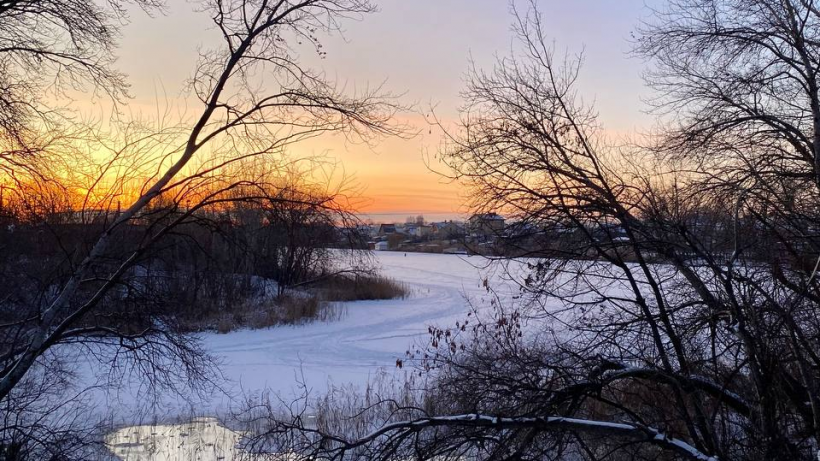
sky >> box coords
[99,0,656,222]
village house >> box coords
[378,223,397,236]
[468,213,505,239]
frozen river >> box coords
[105,252,529,460]
[205,252,524,398]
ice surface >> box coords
[83,252,527,423]
[205,252,519,399]
[102,252,527,459]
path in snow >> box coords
[104,253,529,459]
[205,252,523,400]
[84,252,529,425]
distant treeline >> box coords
[0,190,373,334]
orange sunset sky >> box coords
[75,0,655,221]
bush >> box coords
[317,274,410,302]
[207,273,408,334]
[117,269,407,334]
[209,295,345,334]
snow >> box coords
[89,252,528,422]
[97,253,720,461]
[323,414,716,461]
[106,417,246,461]
[100,252,529,459]
[204,252,522,400]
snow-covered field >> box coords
[96,253,526,416]
[206,252,524,400]
[104,252,528,459]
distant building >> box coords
[374,241,389,251]
[413,225,433,238]
[468,213,505,238]
[378,223,397,236]
[432,221,465,240]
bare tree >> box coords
[0,0,402,457]
[0,0,164,187]
[241,1,820,460]
[255,180,349,295]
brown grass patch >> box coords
[316,274,410,302]
[173,273,406,334]
[211,295,345,334]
